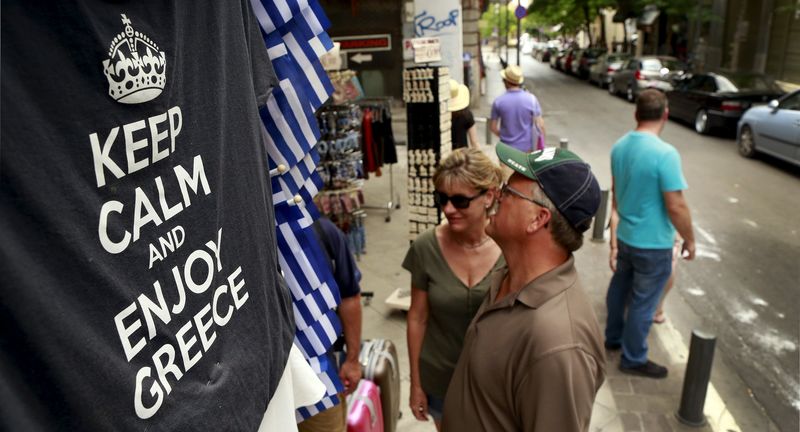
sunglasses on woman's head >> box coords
[433,189,487,209]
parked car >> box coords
[589,53,631,88]
[568,49,584,75]
[550,49,567,70]
[573,48,606,80]
[737,89,800,166]
[609,56,687,102]
[563,49,577,74]
[531,42,547,59]
[667,72,785,135]
[539,47,557,63]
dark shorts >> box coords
[426,393,445,422]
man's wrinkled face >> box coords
[486,174,541,241]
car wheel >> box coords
[626,86,635,102]
[694,109,710,134]
[608,81,616,95]
[738,125,757,157]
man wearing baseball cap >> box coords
[442,144,606,432]
[490,65,546,152]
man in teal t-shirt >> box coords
[605,89,696,379]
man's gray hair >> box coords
[532,186,584,252]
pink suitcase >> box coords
[346,379,384,432]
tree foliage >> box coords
[479,4,540,40]
[525,0,716,38]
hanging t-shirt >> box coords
[0,2,294,430]
[451,108,476,149]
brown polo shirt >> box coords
[441,256,606,432]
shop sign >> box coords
[411,37,442,63]
[333,34,392,53]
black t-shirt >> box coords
[451,108,476,149]
[0,2,293,430]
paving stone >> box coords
[630,378,663,396]
[615,394,676,414]
[669,413,715,432]
[619,412,641,431]
[608,377,633,394]
[640,413,673,432]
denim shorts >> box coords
[426,393,445,422]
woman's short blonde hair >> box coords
[432,148,504,192]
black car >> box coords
[666,72,785,135]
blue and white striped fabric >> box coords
[250,0,345,420]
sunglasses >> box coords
[500,183,547,207]
[434,189,487,209]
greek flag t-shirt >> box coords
[0,1,294,430]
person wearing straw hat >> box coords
[490,65,546,152]
[448,80,479,149]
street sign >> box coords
[515,5,527,20]
[350,53,373,64]
[333,34,392,53]
[411,37,442,63]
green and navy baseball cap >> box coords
[497,143,601,232]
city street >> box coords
[496,52,800,431]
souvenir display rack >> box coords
[403,66,451,241]
[315,104,367,256]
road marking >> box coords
[750,297,768,307]
[730,300,758,324]
[655,320,742,432]
[696,225,718,245]
[695,246,721,262]
[743,219,759,228]
[686,287,706,296]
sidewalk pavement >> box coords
[359,50,737,432]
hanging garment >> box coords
[1,2,294,430]
[379,107,399,164]
[361,108,379,175]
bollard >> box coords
[485,120,492,145]
[559,138,569,149]
[591,189,609,242]
[676,330,717,427]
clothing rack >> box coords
[355,97,400,223]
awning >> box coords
[637,5,660,27]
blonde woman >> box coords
[403,148,505,430]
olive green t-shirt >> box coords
[402,227,505,398]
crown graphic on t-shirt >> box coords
[102,14,166,104]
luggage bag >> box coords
[359,339,400,432]
[346,379,384,432]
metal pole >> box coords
[676,330,717,427]
[559,138,569,149]
[504,1,509,65]
[516,0,521,66]
[591,189,609,242]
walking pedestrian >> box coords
[490,65,545,152]
[605,89,696,379]
[449,80,479,150]
[403,148,505,431]
[442,145,606,432]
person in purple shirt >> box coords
[490,65,546,152]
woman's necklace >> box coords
[456,235,491,250]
